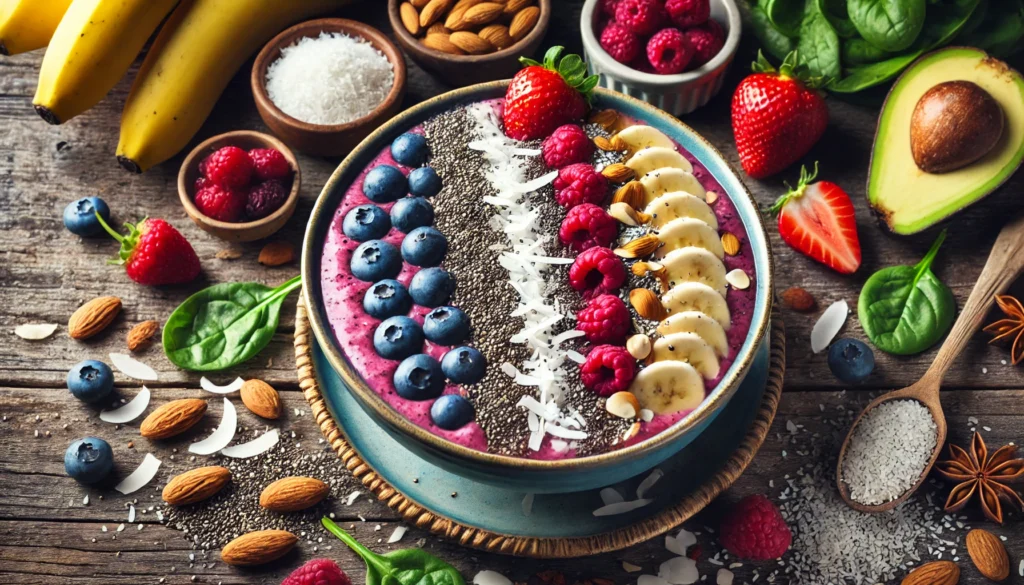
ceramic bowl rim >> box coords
[301,82,774,472]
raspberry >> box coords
[615,0,667,35]
[580,344,636,396]
[576,294,631,344]
[248,148,292,182]
[200,146,253,188]
[684,19,724,67]
[194,183,246,222]
[559,203,617,252]
[193,176,213,193]
[599,21,641,64]
[281,558,351,585]
[665,0,710,28]
[569,246,626,299]
[542,124,594,169]
[599,0,622,17]
[245,180,289,220]
[647,28,694,75]
[553,163,609,209]
[719,495,792,561]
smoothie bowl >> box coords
[302,82,773,493]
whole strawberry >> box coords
[731,52,828,180]
[281,558,351,585]
[503,46,599,141]
[719,494,791,560]
[96,214,200,286]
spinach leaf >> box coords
[817,0,858,37]
[858,231,956,355]
[957,0,988,38]
[323,518,465,585]
[797,0,842,78]
[749,1,798,60]
[961,0,1024,57]
[915,0,980,49]
[829,50,922,92]
[848,0,927,51]
[841,37,892,66]
[163,275,301,371]
[764,0,804,36]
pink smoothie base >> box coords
[318,101,757,460]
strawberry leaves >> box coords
[752,51,830,90]
[520,46,599,102]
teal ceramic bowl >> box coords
[301,82,774,494]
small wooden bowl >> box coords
[251,19,407,157]
[387,0,551,87]
[178,131,300,242]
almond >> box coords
[478,24,514,50]
[400,2,421,35]
[68,296,121,340]
[215,247,242,260]
[630,288,667,321]
[966,528,1009,581]
[411,0,430,6]
[240,379,282,420]
[705,190,719,204]
[780,286,816,312]
[509,5,540,40]
[900,560,959,585]
[221,530,297,566]
[422,33,466,55]
[452,0,487,8]
[614,234,660,259]
[588,109,619,131]
[611,181,646,209]
[721,232,740,256]
[140,399,207,440]
[593,135,617,152]
[610,134,628,151]
[503,0,532,15]
[633,261,670,293]
[419,0,453,27]
[127,320,159,352]
[444,3,471,30]
[609,202,643,227]
[259,477,329,512]
[449,31,494,54]
[258,241,294,267]
[626,334,652,360]
[426,22,450,35]
[162,466,231,506]
[462,2,503,26]
[606,391,640,419]
[601,162,635,183]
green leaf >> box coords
[915,0,980,49]
[829,50,921,92]
[960,0,1024,57]
[847,0,927,52]
[763,0,804,36]
[796,0,841,78]
[817,0,858,37]
[840,37,892,66]
[858,231,956,355]
[162,276,301,371]
[748,2,798,61]
[323,518,465,585]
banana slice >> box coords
[658,247,728,296]
[650,332,721,379]
[640,168,706,206]
[630,360,705,415]
[655,218,725,260]
[616,125,675,153]
[626,147,693,177]
[645,191,718,230]
[662,282,731,329]
[657,311,730,357]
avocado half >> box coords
[867,47,1024,235]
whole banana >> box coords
[33,0,178,125]
[116,0,348,174]
[0,0,73,56]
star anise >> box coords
[983,295,1024,364]
[935,432,1024,524]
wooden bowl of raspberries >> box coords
[178,131,301,242]
[388,0,552,87]
[581,0,741,115]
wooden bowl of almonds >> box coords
[388,0,551,87]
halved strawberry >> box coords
[770,163,861,274]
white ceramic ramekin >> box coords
[580,0,742,116]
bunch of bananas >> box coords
[0,0,347,173]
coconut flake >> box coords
[637,468,664,499]
[387,526,407,544]
[15,323,58,340]
[623,562,642,573]
[473,571,513,585]
[128,505,136,523]
[188,398,237,455]
[640,409,654,422]
[100,386,151,424]
[521,493,534,516]
[109,353,158,381]
[725,269,750,290]
[716,569,734,585]
[220,429,279,458]
[659,557,699,585]
[346,491,361,506]
[592,498,653,516]
[666,528,697,556]
[638,575,671,585]
[200,376,244,395]
[114,453,161,494]
[811,300,848,353]
[600,487,625,505]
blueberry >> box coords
[63,196,111,237]
[362,165,407,203]
[393,354,445,400]
[409,267,455,307]
[401,226,448,267]
[408,166,442,198]
[828,338,875,383]
[350,240,402,282]
[363,279,412,319]
[423,306,470,345]
[64,437,114,484]
[390,133,428,167]
[430,394,475,430]
[67,360,114,404]
[343,204,391,241]
[390,197,434,233]
[373,316,424,360]
[441,346,487,385]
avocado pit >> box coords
[910,80,1004,174]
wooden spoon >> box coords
[836,213,1024,513]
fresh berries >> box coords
[245,180,290,220]
[599,21,641,65]
[63,196,111,237]
[194,183,246,222]
[580,344,636,396]
[599,0,622,17]
[665,0,710,28]
[569,246,627,299]
[828,338,875,383]
[64,437,114,485]
[615,0,666,35]
[96,215,200,286]
[401,226,448,267]
[719,494,792,561]
[423,306,471,346]
[542,124,595,169]
[200,146,253,188]
[67,359,114,403]
[281,558,351,585]
[409,267,455,308]
[351,240,402,282]
[343,204,391,242]
[430,394,476,430]
[553,163,609,209]
[248,148,292,182]
[576,294,631,344]
[394,354,444,400]
[503,46,598,141]
[374,316,424,360]
[193,145,293,222]
[363,165,408,203]
[441,346,487,385]
[647,28,694,75]
[390,132,429,167]
[732,52,829,179]
[684,19,724,68]
[559,203,617,252]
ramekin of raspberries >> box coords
[191,145,295,223]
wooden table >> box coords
[2,3,1022,584]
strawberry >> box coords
[770,163,861,275]
[731,52,828,179]
[503,46,599,141]
[96,214,201,285]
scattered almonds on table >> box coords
[126,320,159,352]
[68,296,121,340]
[399,0,539,55]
